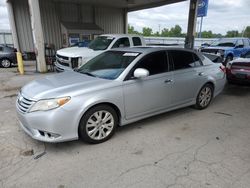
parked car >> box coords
[200,38,250,65]
[0,45,17,68]
[16,47,226,144]
[55,34,146,72]
[226,49,250,84]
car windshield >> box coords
[210,39,237,47]
[88,36,114,50]
[76,51,140,80]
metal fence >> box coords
[144,37,217,48]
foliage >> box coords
[225,30,240,37]
[242,26,250,38]
[128,24,250,38]
[142,27,153,36]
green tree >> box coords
[128,24,140,35]
[161,28,170,37]
[169,25,182,37]
[142,27,153,36]
[242,26,250,38]
[201,30,213,38]
[226,30,240,37]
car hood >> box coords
[57,47,102,58]
[203,46,234,50]
[21,71,114,100]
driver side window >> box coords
[112,38,130,48]
[236,39,244,48]
[134,51,168,76]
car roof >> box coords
[100,34,143,38]
[110,46,197,54]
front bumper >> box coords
[16,101,79,143]
[54,61,73,72]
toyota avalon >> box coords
[16,47,226,144]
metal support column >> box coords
[6,0,20,51]
[28,0,47,72]
[124,9,128,34]
[185,0,198,49]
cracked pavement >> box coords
[0,64,250,188]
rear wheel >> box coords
[195,84,214,110]
[1,58,12,68]
[79,105,118,144]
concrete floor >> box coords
[0,65,250,188]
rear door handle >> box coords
[165,79,173,83]
[198,72,204,76]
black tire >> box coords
[0,58,12,68]
[195,84,214,110]
[78,105,118,144]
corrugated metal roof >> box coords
[62,22,103,31]
[53,0,187,11]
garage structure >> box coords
[6,0,198,72]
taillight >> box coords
[225,63,232,74]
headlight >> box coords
[78,57,83,67]
[29,97,70,112]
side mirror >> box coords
[133,68,149,79]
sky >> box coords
[0,0,250,35]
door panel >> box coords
[123,72,173,120]
[171,67,207,106]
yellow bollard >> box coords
[16,52,24,75]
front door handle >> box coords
[165,79,173,83]
[198,72,204,76]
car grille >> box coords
[16,93,35,113]
[58,60,70,67]
[57,54,69,60]
[56,55,70,67]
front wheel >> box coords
[1,58,12,68]
[195,84,214,110]
[78,105,118,144]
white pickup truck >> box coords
[55,34,146,71]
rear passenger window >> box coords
[134,51,168,76]
[168,50,201,71]
[132,37,142,46]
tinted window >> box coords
[88,36,114,50]
[132,37,142,46]
[0,47,3,51]
[168,50,200,71]
[236,39,244,48]
[134,51,168,76]
[112,38,130,48]
[243,39,250,47]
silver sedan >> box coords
[16,47,226,143]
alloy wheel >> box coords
[1,59,11,68]
[198,86,212,108]
[86,110,115,140]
